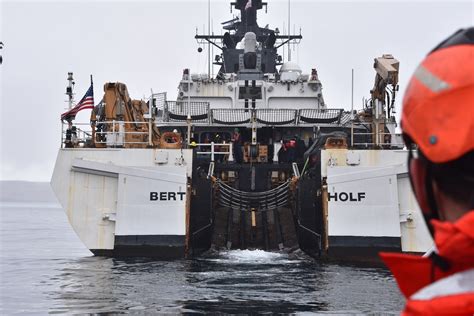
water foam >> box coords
[221,249,286,264]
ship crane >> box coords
[365,54,399,147]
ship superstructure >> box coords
[51,0,432,258]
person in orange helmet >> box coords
[380,27,474,315]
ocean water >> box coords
[0,198,405,314]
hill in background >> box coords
[0,181,57,203]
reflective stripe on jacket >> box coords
[404,268,474,315]
[381,211,474,315]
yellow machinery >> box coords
[359,54,400,147]
[90,82,180,149]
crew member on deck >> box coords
[214,134,223,163]
[380,27,474,315]
[295,135,306,163]
[232,128,243,163]
[202,134,211,152]
[287,137,296,162]
[278,140,288,163]
[65,121,77,148]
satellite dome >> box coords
[280,62,302,82]
[280,62,302,73]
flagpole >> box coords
[90,74,95,146]
[288,0,291,62]
[90,74,94,103]
[208,0,211,78]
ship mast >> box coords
[208,0,211,77]
[66,72,75,110]
[194,0,302,78]
[288,0,291,61]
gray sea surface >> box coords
[0,182,404,314]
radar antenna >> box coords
[195,0,302,78]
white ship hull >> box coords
[51,148,193,257]
[322,149,433,256]
[51,147,432,258]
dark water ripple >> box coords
[0,203,404,314]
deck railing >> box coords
[61,120,237,156]
[195,142,234,162]
[61,120,153,148]
[61,122,93,148]
[61,116,404,151]
[351,131,405,148]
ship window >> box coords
[239,86,262,99]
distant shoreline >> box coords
[0,181,57,203]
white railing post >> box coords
[274,142,282,162]
[61,121,64,148]
[228,142,234,162]
[148,120,153,147]
[112,120,115,146]
[107,119,115,147]
[187,114,192,148]
[118,121,124,146]
[211,141,215,161]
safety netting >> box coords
[215,179,291,211]
[165,101,210,123]
[256,109,298,125]
[211,109,251,125]
[163,105,350,126]
[298,108,344,124]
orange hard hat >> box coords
[402,27,474,163]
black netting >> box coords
[165,101,210,123]
[299,109,343,124]
[211,109,251,125]
[256,109,297,125]
[216,180,291,211]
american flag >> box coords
[61,84,94,120]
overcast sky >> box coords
[0,0,472,181]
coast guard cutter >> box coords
[51,0,432,258]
